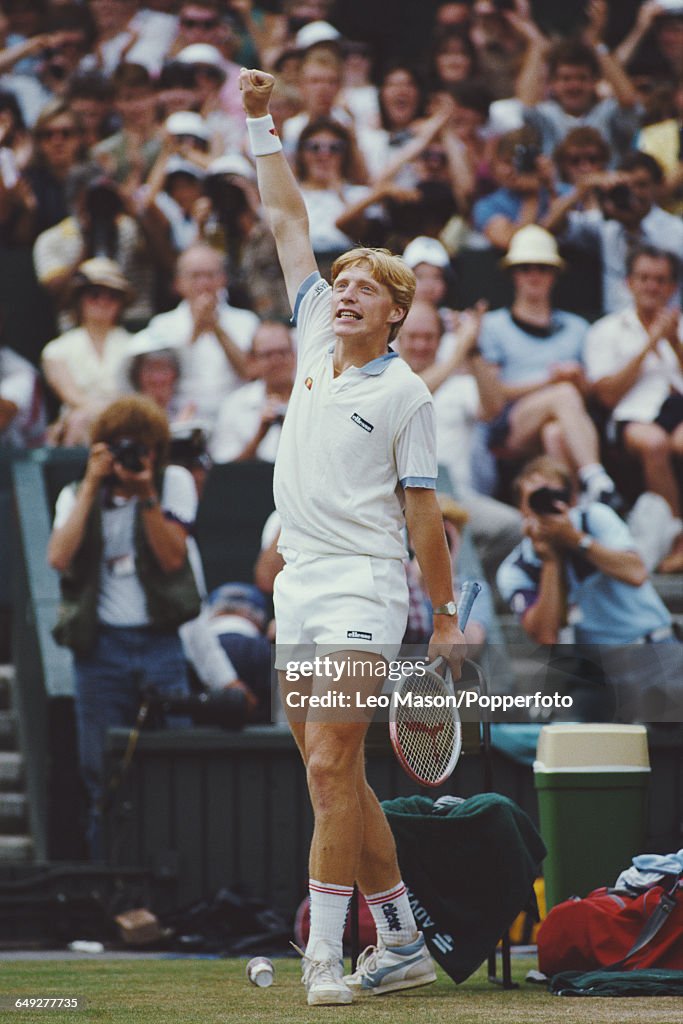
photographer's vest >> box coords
[52,478,201,659]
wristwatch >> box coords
[433,601,458,616]
[577,533,593,552]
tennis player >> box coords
[240,68,467,1006]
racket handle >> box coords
[457,579,481,629]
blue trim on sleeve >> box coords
[401,476,437,489]
[291,271,323,325]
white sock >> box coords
[307,879,353,959]
[578,464,614,493]
[365,881,418,946]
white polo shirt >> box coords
[209,379,282,464]
[274,273,436,560]
[584,307,683,422]
[140,297,258,428]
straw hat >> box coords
[500,225,565,269]
[71,258,134,304]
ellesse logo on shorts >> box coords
[351,413,373,432]
[347,630,373,640]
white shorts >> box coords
[273,548,409,670]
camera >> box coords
[143,686,249,730]
[85,178,124,258]
[601,183,633,212]
[85,179,123,222]
[512,143,540,174]
[205,175,249,220]
[528,485,570,516]
[169,426,211,471]
[109,438,149,473]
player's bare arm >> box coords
[239,67,317,308]
[404,486,467,678]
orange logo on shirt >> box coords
[304,377,313,390]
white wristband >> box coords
[246,114,282,157]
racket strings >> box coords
[394,670,459,785]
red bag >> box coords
[538,881,683,976]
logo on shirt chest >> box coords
[304,377,313,390]
[351,412,374,433]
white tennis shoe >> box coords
[344,931,437,995]
[296,941,354,1006]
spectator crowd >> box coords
[0,0,682,853]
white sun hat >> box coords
[501,225,565,269]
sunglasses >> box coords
[565,152,603,167]
[38,127,77,141]
[181,16,219,28]
[82,285,122,300]
[303,140,345,154]
[514,263,556,273]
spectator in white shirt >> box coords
[585,245,683,573]
[138,243,257,430]
[0,343,45,449]
[397,300,521,579]
[210,321,295,464]
[559,151,683,314]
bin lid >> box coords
[534,723,650,771]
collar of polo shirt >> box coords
[326,343,399,374]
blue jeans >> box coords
[74,625,190,860]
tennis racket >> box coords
[389,579,481,787]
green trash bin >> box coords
[534,724,650,910]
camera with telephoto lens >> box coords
[528,485,570,516]
[85,179,124,222]
[513,142,540,174]
[109,438,149,473]
[205,175,249,224]
[84,178,124,258]
[169,426,211,471]
[601,183,634,213]
[142,685,249,730]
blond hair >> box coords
[331,247,416,342]
[512,455,574,506]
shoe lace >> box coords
[291,942,342,986]
[353,944,381,977]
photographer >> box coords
[198,153,289,318]
[497,455,679,721]
[551,151,683,314]
[209,320,294,463]
[472,127,570,250]
[33,165,157,331]
[48,395,201,859]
